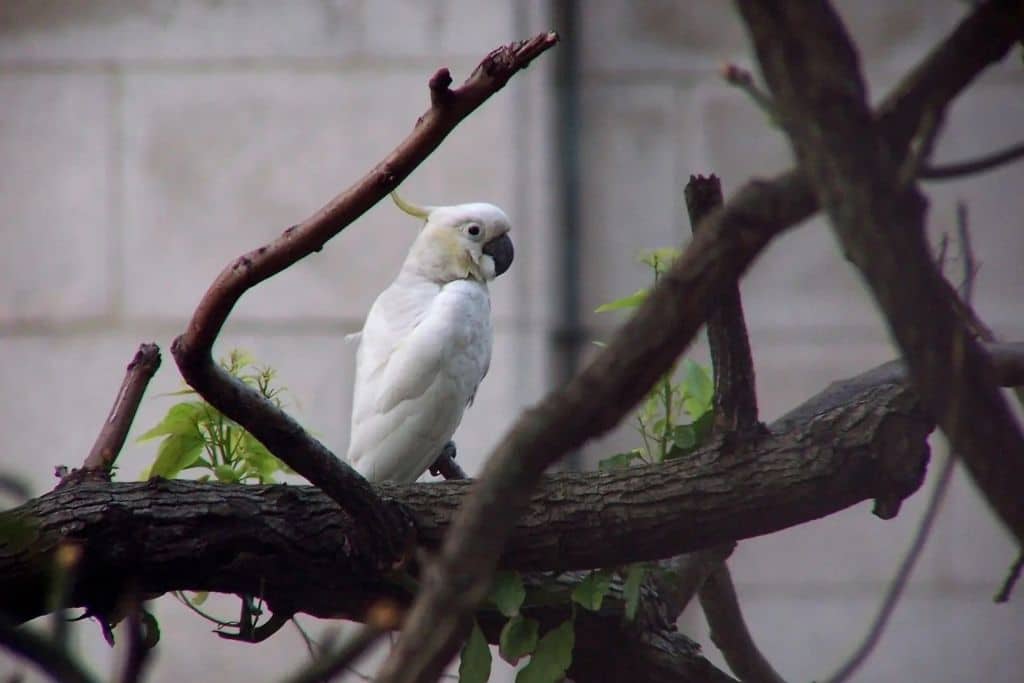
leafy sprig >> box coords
[137,349,292,484]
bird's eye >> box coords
[467,224,481,237]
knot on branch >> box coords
[871,410,932,519]
[428,68,454,107]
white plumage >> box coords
[346,194,514,483]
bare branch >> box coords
[824,211,984,682]
[0,614,100,683]
[686,173,784,683]
[59,344,161,487]
[699,565,787,683]
[685,174,759,432]
[372,4,1024,674]
[922,140,1024,181]
[736,0,1024,545]
[167,33,558,567]
[721,63,778,122]
[116,601,154,683]
[654,545,736,620]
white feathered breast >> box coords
[346,276,492,483]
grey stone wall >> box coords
[2,2,1022,682]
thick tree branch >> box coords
[736,0,1024,543]
[167,33,558,567]
[26,339,1024,622]
[372,5,1024,677]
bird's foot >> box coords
[429,441,466,480]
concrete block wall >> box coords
[2,2,1023,682]
[577,2,1024,682]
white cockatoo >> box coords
[345,191,514,483]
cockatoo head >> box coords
[392,192,514,284]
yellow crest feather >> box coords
[390,191,430,220]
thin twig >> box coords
[280,602,400,683]
[292,618,320,659]
[955,202,978,303]
[898,105,943,186]
[279,628,382,683]
[823,206,979,683]
[922,140,1024,180]
[821,449,957,683]
[170,33,558,568]
[994,551,1024,603]
[721,63,778,123]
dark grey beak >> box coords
[482,233,514,277]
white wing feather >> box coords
[347,277,492,483]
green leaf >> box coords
[149,433,205,479]
[682,361,714,419]
[516,619,574,683]
[594,289,647,313]
[458,621,492,683]
[136,402,203,442]
[499,615,539,665]
[597,449,643,471]
[214,464,239,483]
[490,571,526,617]
[623,564,646,620]
[182,456,213,471]
[639,247,681,272]
[671,425,697,452]
[571,570,613,611]
[239,433,283,480]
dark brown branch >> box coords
[167,33,558,568]
[28,338,1024,623]
[653,544,736,620]
[685,174,759,431]
[117,601,154,683]
[59,344,161,487]
[374,5,1023,676]
[922,140,1024,180]
[736,0,1024,544]
[721,63,777,122]
[0,615,99,683]
[686,174,784,683]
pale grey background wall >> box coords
[2,2,1022,682]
